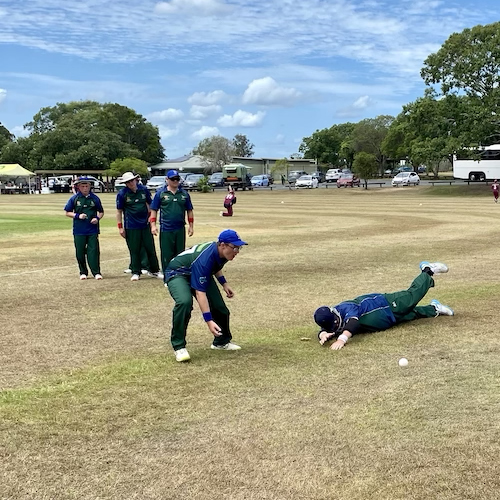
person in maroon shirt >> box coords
[220,185,237,217]
[491,179,499,203]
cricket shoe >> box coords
[419,261,448,275]
[80,274,87,280]
[431,299,454,316]
[175,348,191,362]
[211,342,241,350]
[124,269,132,274]
[95,274,103,280]
[131,274,140,281]
[148,271,164,279]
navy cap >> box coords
[167,169,180,179]
[218,229,248,247]
[314,306,341,332]
[74,176,92,185]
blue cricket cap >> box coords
[74,176,92,185]
[167,169,180,179]
[218,229,248,246]
[314,306,341,332]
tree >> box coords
[299,123,355,166]
[107,158,149,178]
[421,22,500,145]
[0,123,14,151]
[352,152,378,189]
[232,134,254,157]
[351,115,394,175]
[271,158,291,182]
[18,100,165,171]
[192,135,235,173]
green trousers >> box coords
[384,272,437,324]
[125,227,160,275]
[167,275,231,350]
[160,228,186,273]
[74,234,100,277]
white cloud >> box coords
[191,125,219,140]
[0,88,6,104]
[217,110,265,127]
[352,96,372,110]
[242,77,302,107]
[154,0,233,16]
[11,125,29,138]
[188,90,226,106]
[190,104,222,120]
[158,124,181,140]
[148,108,184,122]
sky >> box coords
[0,0,499,160]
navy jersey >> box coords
[165,241,227,292]
[150,187,193,231]
[64,192,103,236]
[335,294,396,333]
[116,184,152,229]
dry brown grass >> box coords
[1,186,500,499]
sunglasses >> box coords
[169,177,181,181]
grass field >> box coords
[1,186,500,500]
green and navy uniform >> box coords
[64,191,103,277]
[150,186,193,275]
[116,184,160,275]
[330,272,437,336]
[165,241,231,350]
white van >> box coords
[325,168,342,183]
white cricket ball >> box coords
[281,201,284,204]
[398,357,409,367]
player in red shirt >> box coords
[491,179,499,203]
[220,186,236,217]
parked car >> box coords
[208,172,224,187]
[295,175,319,189]
[417,166,427,174]
[183,173,205,191]
[337,174,360,188]
[311,171,325,183]
[287,170,308,184]
[114,176,126,191]
[325,168,342,183]
[341,169,352,175]
[392,172,420,187]
[146,175,167,191]
[263,173,274,185]
[251,174,270,187]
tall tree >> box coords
[232,134,254,157]
[192,135,235,172]
[352,152,378,189]
[0,122,14,151]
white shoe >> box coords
[131,274,140,281]
[148,271,164,279]
[419,261,448,275]
[124,269,132,274]
[219,211,224,216]
[175,348,191,362]
[211,342,241,350]
[141,269,149,275]
[79,274,87,280]
[431,299,454,316]
[95,274,103,280]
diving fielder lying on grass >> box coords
[314,261,454,350]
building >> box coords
[149,155,317,177]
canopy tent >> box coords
[0,164,35,177]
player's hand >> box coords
[188,226,194,237]
[119,228,126,238]
[90,217,99,224]
[318,331,332,346]
[330,339,345,350]
[207,320,222,336]
[151,225,158,236]
[80,213,87,220]
[223,283,234,298]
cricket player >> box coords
[314,261,454,350]
[164,229,247,362]
[64,176,104,280]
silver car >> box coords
[392,172,420,187]
[183,174,205,191]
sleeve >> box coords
[190,247,216,292]
[64,195,76,212]
[145,188,152,204]
[343,317,361,335]
[185,193,193,211]
[150,190,161,211]
[95,196,104,213]
[116,191,124,209]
